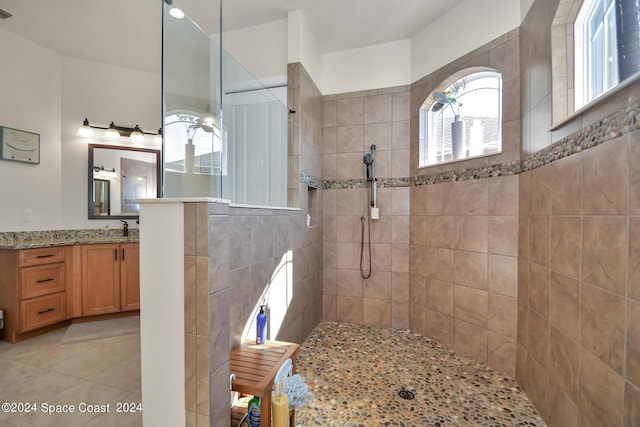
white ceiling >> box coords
[0,0,462,74]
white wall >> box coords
[0,28,63,232]
[321,40,411,95]
[61,58,161,230]
[410,0,522,82]
[288,10,323,91]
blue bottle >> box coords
[256,305,267,344]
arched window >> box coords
[419,70,503,167]
[164,111,222,175]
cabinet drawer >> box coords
[19,247,65,267]
[20,292,66,332]
[20,263,65,299]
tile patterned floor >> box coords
[0,321,141,427]
[295,322,545,427]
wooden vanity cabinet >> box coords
[0,246,69,343]
[81,243,139,316]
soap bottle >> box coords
[256,305,267,344]
[247,396,260,427]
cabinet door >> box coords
[120,243,140,311]
[81,244,120,316]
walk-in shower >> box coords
[360,144,378,279]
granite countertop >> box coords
[0,229,140,250]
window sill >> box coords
[418,150,503,170]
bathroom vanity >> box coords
[0,231,139,343]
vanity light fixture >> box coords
[77,118,162,144]
[93,166,119,178]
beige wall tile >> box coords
[516,343,529,389]
[582,216,628,295]
[583,137,628,215]
[529,164,551,216]
[409,302,427,335]
[426,278,454,315]
[322,295,337,321]
[392,92,410,122]
[336,242,362,270]
[392,120,411,150]
[549,271,580,341]
[337,97,364,126]
[184,256,197,335]
[391,216,410,244]
[454,250,488,290]
[488,293,517,338]
[518,257,529,304]
[624,381,640,427]
[370,215,392,244]
[488,216,519,256]
[518,301,529,348]
[210,290,230,372]
[426,182,454,215]
[529,262,550,319]
[551,152,583,215]
[488,331,516,376]
[528,308,550,370]
[322,126,336,153]
[185,334,196,412]
[391,187,411,215]
[363,271,392,299]
[581,282,626,374]
[629,132,640,214]
[410,185,428,216]
[426,216,454,248]
[488,254,518,297]
[337,296,363,323]
[519,171,531,216]
[336,125,364,153]
[426,247,455,282]
[409,216,427,246]
[364,122,392,151]
[426,309,454,348]
[527,355,550,420]
[323,242,337,268]
[335,215,362,243]
[196,256,209,336]
[392,149,410,177]
[452,180,488,215]
[578,350,625,427]
[323,189,337,216]
[323,215,337,242]
[529,216,551,268]
[364,93,392,124]
[550,216,581,279]
[488,175,519,216]
[336,269,363,297]
[626,300,640,389]
[323,99,337,127]
[409,273,427,306]
[391,243,409,272]
[518,216,529,260]
[629,217,640,301]
[196,336,210,415]
[454,285,488,328]
[546,380,578,427]
[454,319,488,364]
[454,216,488,252]
[392,272,410,302]
[409,244,427,276]
[323,154,337,180]
[363,298,392,327]
[392,300,409,329]
[371,243,392,271]
[184,203,196,256]
[195,203,209,256]
[336,152,365,180]
[549,326,579,401]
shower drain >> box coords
[398,389,415,400]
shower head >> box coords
[363,152,375,166]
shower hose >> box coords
[360,215,372,279]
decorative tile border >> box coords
[323,100,640,189]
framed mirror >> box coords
[88,144,161,219]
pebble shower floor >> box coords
[295,322,545,426]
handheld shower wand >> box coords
[363,145,377,208]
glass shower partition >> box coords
[162,1,288,206]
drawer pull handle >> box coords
[36,278,55,283]
[36,254,55,259]
[37,308,55,315]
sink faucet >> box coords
[120,220,129,237]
